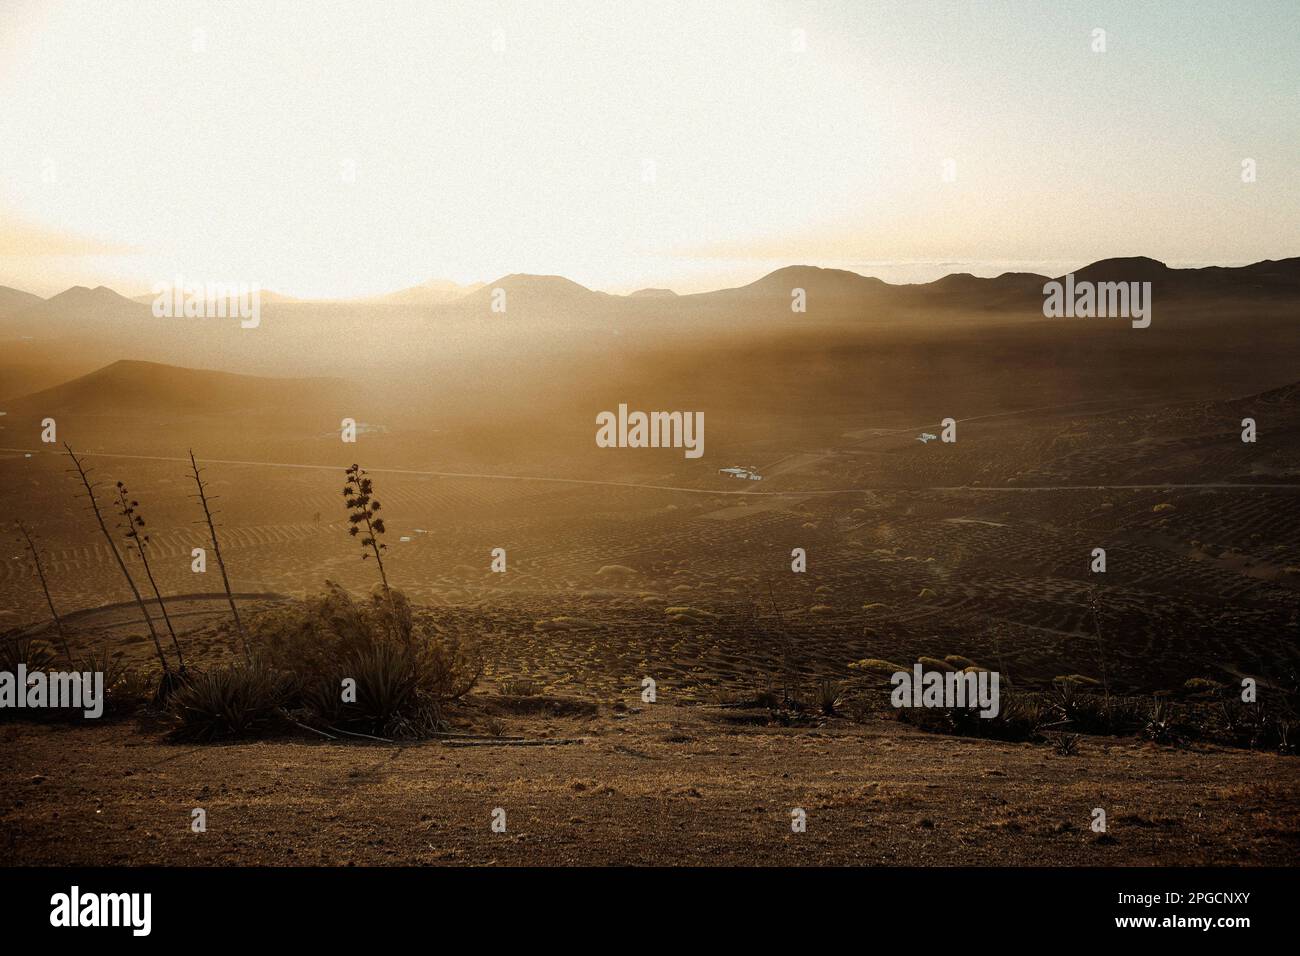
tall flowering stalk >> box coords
[188,450,250,663]
[64,443,171,676]
[115,481,186,672]
[343,463,391,598]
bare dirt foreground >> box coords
[2,702,1296,866]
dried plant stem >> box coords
[189,450,250,663]
[116,484,185,671]
[361,509,392,596]
[16,520,73,663]
[64,443,171,674]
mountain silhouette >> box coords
[4,359,346,418]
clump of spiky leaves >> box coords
[1052,732,1081,756]
[169,662,292,742]
[251,582,482,738]
[1144,697,1179,744]
[0,633,57,673]
[0,634,58,722]
[901,686,1047,743]
[0,635,152,722]
[814,678,844,716]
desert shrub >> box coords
[0,636,61,722]
[814,679,844,716]
[663,606,716,624]
[1181,677,1225,697]
[937,689,1046,742]
[1052,732,1081,756]
[1144,698,1179,744]
[1277,720,1295,756]
[1096,695,1145,735]
[0,634,57,673]
[250,581,383,676]
[337,642,426,736]
[499,677,541,697]
[999,692,1049,739]
[753,687,783,709]
[74,646,154,718]
[170,662,292,741]
[842,691,878,723]
[848,658,905,676]
[249,581,482,737]
[414,626,483,703]
[1,634,162,722]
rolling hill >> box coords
[1,359,348,418]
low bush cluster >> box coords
[171,582,482,741]
[0,634,154,722]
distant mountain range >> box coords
[4,255,1298,327]
[2,255,1296,402]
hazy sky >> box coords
[0,0,1295,298]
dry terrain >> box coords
[3,695,1296,866]
[2,259,1298,866]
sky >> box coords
[0,0,1296,298]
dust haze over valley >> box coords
[2,0,1298,875]
[4,256,1300,868]
[4,257,1300,697]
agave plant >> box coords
[1144,698,1177,744]
[340,642,420,732]
[170,663,289,741]
[814,678,844,716]
[0,634,57,674]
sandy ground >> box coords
[2,699,1296,866]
